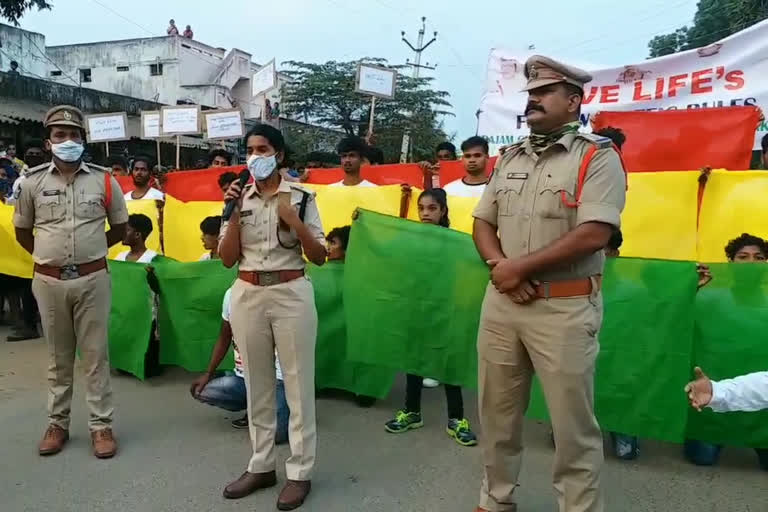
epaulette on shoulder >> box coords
[498,140,524,156]
[289,183,314,197]
[576,133,614,150]
[24,162,50,176]
[85,163,108,173]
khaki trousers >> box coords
[477,282,604,512]
[31,268,113,432]
[229,276,317,481]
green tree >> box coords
[648,0,768,58]
[0,0,51,25]
[280,59,452,163]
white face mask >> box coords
[51,140,84,163]
[247,154,277,181]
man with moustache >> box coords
[472,56,626,512]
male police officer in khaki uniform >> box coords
[472,57,626,512]
[13,105,129,459]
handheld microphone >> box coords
[222,168,250,221]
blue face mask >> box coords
[247,154,278,181]
[51,140,84,163]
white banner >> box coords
[478,20,768,155]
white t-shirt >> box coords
[330,179,377,187]
[124,187,165,201]
[115,249,158,263]
[222,288,283,380]
[199,252,212,261]
[442,178,487,198]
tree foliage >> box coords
[0,0,51,25]
[280,59,453,163]
[648,0,768,58]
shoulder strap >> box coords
[104,172,112,209]
[298,190,310,221]
[561,143,627,209]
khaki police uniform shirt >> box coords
[473,132,626,281]
[220,178,325,272]
[13,162,129,266]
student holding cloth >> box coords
[218,124,326,510]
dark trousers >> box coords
[405,374,464,419]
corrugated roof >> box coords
[0,99,48,123]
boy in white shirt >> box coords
[199,215,222,261]
[115,214,158,263]
[124,155,164,201]
[441,136,490,198]
[330,136,376,187]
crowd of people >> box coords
[3,53,768,512]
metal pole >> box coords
[367,96,376,143]
[175,134,180,169]
[399,17,436,163]
[156,139,162,168]
[105,141,109,158]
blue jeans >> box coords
[196,373,290,444]
[684,440,768,470]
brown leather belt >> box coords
[534,276,600,299]
[238,269,304,286]
[34,258,107,281]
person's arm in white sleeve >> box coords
[708,371,768,413]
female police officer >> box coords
[218,124,326,510]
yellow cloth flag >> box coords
[107,199,161,260]
[305,184,403,233]
[0,203,34,278]
[698,170,768,262]
[163,195,223,262]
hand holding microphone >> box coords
[222,169,250,221]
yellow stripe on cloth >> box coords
[406,189,478,235]
[163,195,223,262]
[0,203,33,278]
[698,170,768,262]
[107,199,162,260]
[305,184,404,233]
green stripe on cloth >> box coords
[309,261,396,399]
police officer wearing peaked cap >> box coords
[13,105,129,459]
[472,56,626,512]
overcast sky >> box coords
[18,0,698,141]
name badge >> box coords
[240,209,253,218]
[507,173,528,180]
[42,189,61,196]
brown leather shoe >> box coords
[223,470,277,499]
[91,428,117,459]
[38,425,69,456]
[277,480,311,510]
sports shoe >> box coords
[384,410,423,433]
[447,418,477,446]
[231,414,248,429]
[422,378,440,388]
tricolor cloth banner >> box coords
[478,19,768,156]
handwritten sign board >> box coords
[85,112,128,142]
[204,109,244,140]
[160,105,201,135]
[141,111,161,139]
[356,63,397,99]
[252,59,277,97]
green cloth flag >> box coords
[154,259,237,372]
[309,262,396,398]
[344,209,487,389]
[107,260,154,380]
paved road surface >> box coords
[1,328,767,512]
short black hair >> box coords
[200,215,222,237]
[107,155,128,170]
[594,127,627,151]
[607,228,623,251]
[133,155,153,169]
[762,133,768,153]
[435,141,456,156]
[724,233,768,261]
[366,146,384,164]
[244,124,286,154]
[327,225,351,251]
[209,149,231,165]
[217,171,238,188]
[337,136,367,156]
[24,139,44,152]
[128,213,153,241]
[460,136,489,154]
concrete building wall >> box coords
[0,24,48,78]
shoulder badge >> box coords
[25,162,50,176]
[576,133,613,150]
[289,183,315,198]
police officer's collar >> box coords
[522,131,578,155]
[47,161,91,175]
[247,174,291,198]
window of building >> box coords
[150,63,163,76]
[79,68,92,83]
[117,66,129,72]
[50,70,62,77]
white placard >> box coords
[141,111,160,139]
[205,109,244,140]
[252,59,277,97]
[161,105,200,135]
[85,112,128,142]
[356,63,397,99]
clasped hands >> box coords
[488,258,538,305]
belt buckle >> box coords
[259,271,279,286]
[60,264,80,280]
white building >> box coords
[45,35,284,119]
[0,23,48,78]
